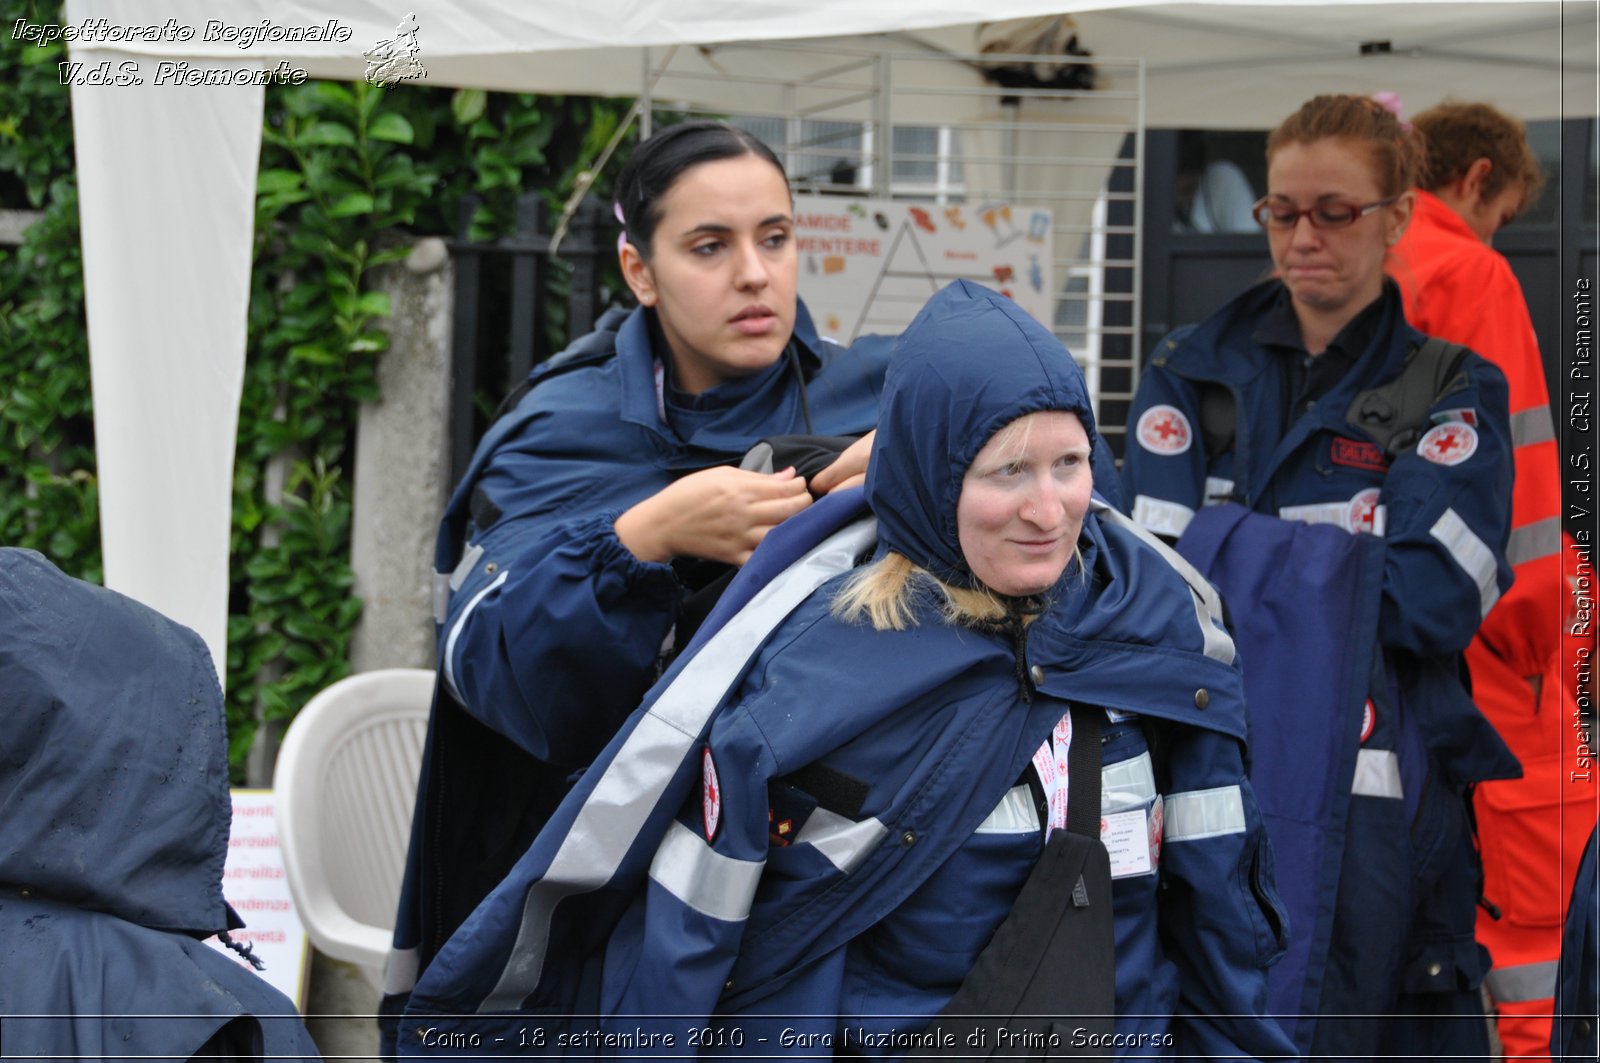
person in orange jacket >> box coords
[1391,98,1596,1059]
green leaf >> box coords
[312,81,357,112]
[451,88,487,127]
[298,121,357,148]
[256,168,304,194]
[357,291,391,318]
[257,190,312,214]
[356,81,381,122]
[289,342,340,365]
[367,112,414,144]
[326,192,375,217]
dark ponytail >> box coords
[614,121,787,259]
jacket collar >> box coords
[615,303,823,452]
[1029,503,1246,740]
[1411,188,1481,243]
[1170,278,1422,399]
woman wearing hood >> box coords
[0,548,321,1062]
[399,280,1292,1059]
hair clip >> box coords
[1371,92,1413,133]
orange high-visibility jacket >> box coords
[1393,189,1594,1058]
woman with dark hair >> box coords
[399,281,1293,1059]
[382,121,892,1046]
[1123,94,1519,1058]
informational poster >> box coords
[793,195,1053,342]
[203,789,311,1010]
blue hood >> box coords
[866,280,1098,586]
[0,548,233,936]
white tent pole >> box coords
[640,47,653,138]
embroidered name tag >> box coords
[1330,436,1389,472]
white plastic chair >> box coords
[274,667,433,989]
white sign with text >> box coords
[204,789,310,1010]
[793,195,1054,342]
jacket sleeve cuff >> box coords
[583,509,682,603]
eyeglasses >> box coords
[1251,196,1399,231]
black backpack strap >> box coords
[1345,335,1472,456]
[1065,705,1105,840]
[452,308,631,544]
[433,310,630,618]
[1197,382,1238,462]
[918,705,1114,1059]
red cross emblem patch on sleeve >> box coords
[1416,422,1478,466]
[1347,488,1383,535]
[1135,404,1193,455]
[702,748,721,842]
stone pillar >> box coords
[349,237,454,673]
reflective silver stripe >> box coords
[1278,499,1386,536]
[1485,958,1559,1004]
[1351,748,1403,799]
[794,807,890,873]
[1131,494,1195,539]
[450,542,485,591]
[384,945,420,995]
[1430,508,1501,617]
[1103,751,1158,812]
[975,785,1039,834]
[649,820,763,921]
[432,571,450,624]
[1097,501,1236,666]
[1203,476,1235,505]
[1278,500,1349,528]
[442,568,509,701]
[480,516,878,1011]
[1507,516,1562,568]
[1510,405,1556,449]
[979,754,1158,834]
[1164,784,1246,841]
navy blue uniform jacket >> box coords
[387,301,893,1011]
[399,282,1293,1059]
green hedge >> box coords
[0,2,633,778]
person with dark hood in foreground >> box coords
[0,548,321,1062]
[397,280,1294,1059]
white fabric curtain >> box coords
[69,39,263,676]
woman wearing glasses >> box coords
[1123,95,1517,1059]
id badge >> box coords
[1102,793,1163,879]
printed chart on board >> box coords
[793,195,1053,342]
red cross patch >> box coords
[1416,422,1478,466]
[1347,488,1383,535]
[702,748,721,842]
[1135,404,1193,456]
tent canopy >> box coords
[62,0,1598,669]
